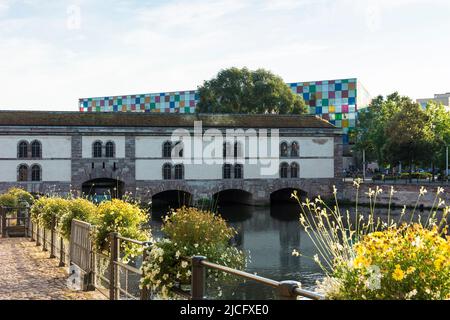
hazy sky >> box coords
[1,0,449,111]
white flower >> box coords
[292,249,300,257]
[181,261,188,268]
[419,186,427,196]
[313,254,320,264]
[194,244,199,248]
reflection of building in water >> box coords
[278,220,301,270]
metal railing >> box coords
[107,232,151,300]
[175,256,323,300]
[30,218,70,268]
[1,206,31,238]
[22,219,324,300]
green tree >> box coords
[196,67,307,114]
[425,101,450,175]
[352,93,404,167]
[383,99,435,174]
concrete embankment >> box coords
[338,182,449,209]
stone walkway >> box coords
[0,237,105,300]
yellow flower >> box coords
[392,265,405,281]
[406,266,416,275]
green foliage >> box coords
[354,93,450,173]
[93,199,150,258]
[196,67,307,114]
[59,198,97,239]
[38,197,71,230]
[141,206,246,299]
[0,187,34,208]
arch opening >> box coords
[213,189,253,206]
[151,190,193,217]
[82,178,124,203]
[270,188,307,205]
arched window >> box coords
[280,142,288,158]
[105,141,115,158]
[234,164,243,179]
[223,163,232,179]
[234,142,243,158]
[18,141,28,159]
[31,140,42,158]
[173,141,184,158]
[291,142,299,157]
[174,164,184,180]
[163,163,172,180]
[31,164,41,182]
[290,162,299,178]
[93,141,102,158]
[18,164,28,182]
[163,141,172,158]
[280,162,289,179]
[223,142,232,158]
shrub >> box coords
[325,224,450,300]
[59,198,97,239]
[141,206,246,299]
[93,199,150,258]
[0,187,34,208]
[293,181,450,300]
[38,197,71,230]
[30,196,47,223]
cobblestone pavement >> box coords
[0,237,105,300]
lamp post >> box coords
[446,145,449,180]
[362,149,366,181]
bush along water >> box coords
[291,180,450,300]
[140,206,246,299]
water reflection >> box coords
[150,203,446,300]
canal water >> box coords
[151,203,436,300]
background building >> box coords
[417,92,450,110]
[0,112,342,206]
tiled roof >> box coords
[0,111,336,129]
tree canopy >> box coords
[352,93,450,172]
[196,67,307,114]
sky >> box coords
[0,0,450,111]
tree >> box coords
[424,101,450,174]
[383,99,436,174]
[196,67,307,114]
[352,93,404,167]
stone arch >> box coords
[270,187,307,204]
[151,189,193,217]
[82,178,125,202]
[213,189,253,206]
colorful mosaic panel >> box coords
[288,78,361,145]
[79,91,198,114]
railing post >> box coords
[1,208,6,238]
[191,256,206,300]
[59,237,65,267]
[140,244,151,300]
[36,225,41,246]
[43,227,47,251]
[109,232,120,300]
[278,281,301,300]
[30,220,35,241]
[50,216,56,258]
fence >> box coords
[1,206,31,238]
[20,218,324,300]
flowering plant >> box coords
[141,206,246,299]
[92,199,150,259]
[293,180,450,300]
[59,198,98,239]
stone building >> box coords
[0,111,342,206]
